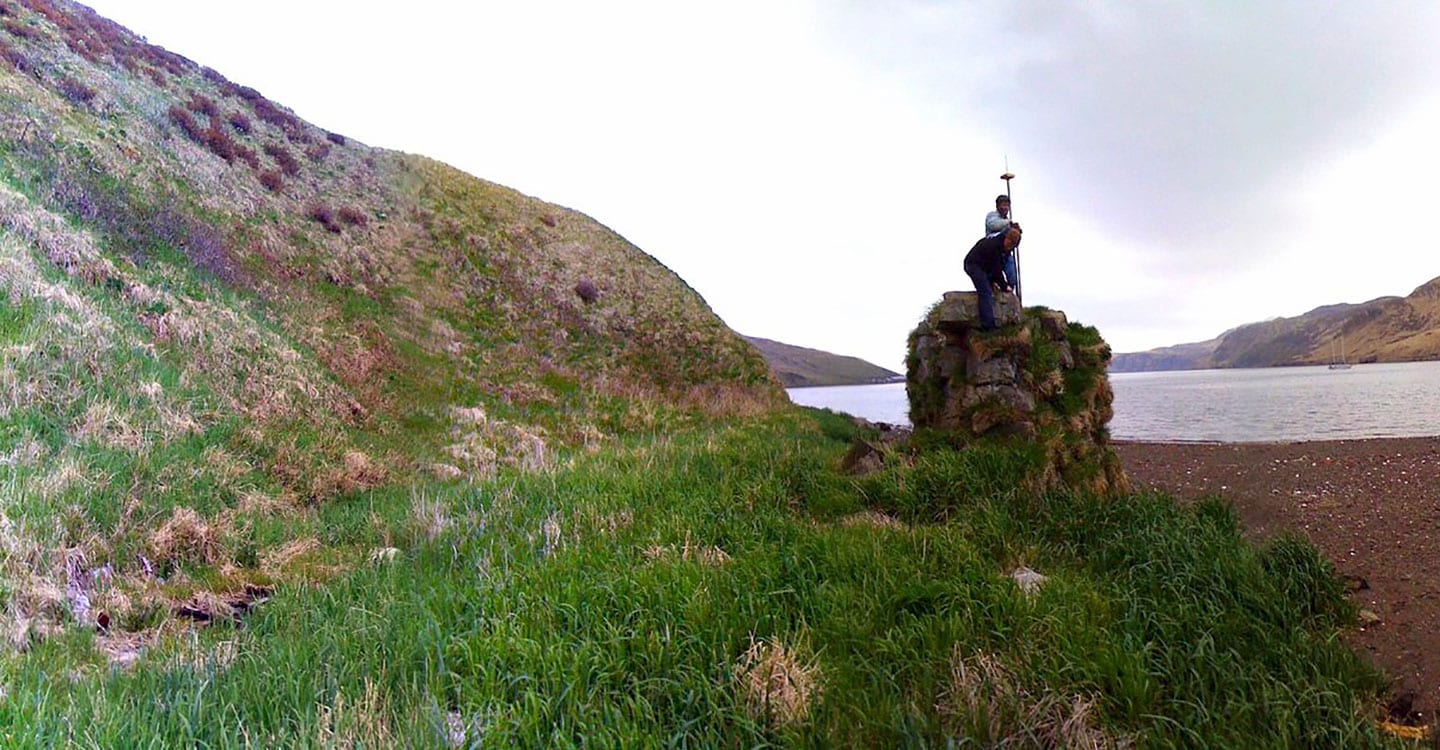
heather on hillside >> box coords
[0,0,777,668]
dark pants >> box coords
[963,260,997,330]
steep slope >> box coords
[744,335,900,387]
[0,0,778,643]
[1111,276,1440,371]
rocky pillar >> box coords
[906,292,1128,494]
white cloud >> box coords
[78,1,1440,368]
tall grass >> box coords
[0,410,1394,747]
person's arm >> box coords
[984,242,1009,288]
[988,263,1010,289]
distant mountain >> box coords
[1112,276,1440,371]
[745,336,901,387]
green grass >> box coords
[0,297,36,343]
[0,410,1396,747]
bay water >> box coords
[786,361,1440,443]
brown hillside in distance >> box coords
[744,336,900,387]
[1112,276,1440,371]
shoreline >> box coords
[1114,436,1440,723]
[1114,434,1440,447]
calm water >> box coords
[788,382,910,425]
[786,361,1440,443]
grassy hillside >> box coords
[745,336,900,387]
[0,0,778,648]
[1112,276,1440,371]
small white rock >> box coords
[1010,566,1048,596]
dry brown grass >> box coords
[446,405,548,479]
[316,677,395,748]
[94,629,155,669]
[734,635,822,729]
[236,489,302,517]
[91,612,190,669]
[148,507,216,566]
[428,463,463,480]
[409,489,453,542]
[0,189,116,351]
[574,507,632,538]
[0,182,107,281]
[174,635,240,672]
[259,537,320,576]
[37,458,88,499]
[937,648,1125,749]
[540,515,563,555]
[73,400,145,451]
[311,450,389,498]
[679,383,787,419]
[643,536,731,566]
[574,423,606,453]
[838,510,904,529]
[368,547,400,564]
[3,178,360,508]
[1,438,44,468]
[971,326,1034,362]
[200,445,251,486]
[0,511,68,651]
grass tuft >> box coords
[148,507,217,568]
[736,635,823,730]
[939,649,1121,748]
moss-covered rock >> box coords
[905,293,1129,495]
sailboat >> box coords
[1328,335,1352,370]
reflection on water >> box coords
[787,361,1440,443]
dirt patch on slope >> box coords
[1115,437,1440,723]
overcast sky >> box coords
[80,1,1440,371]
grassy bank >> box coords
[0,409,1395,747]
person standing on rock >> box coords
[985,194,1020,292]
[964,226,1021,331]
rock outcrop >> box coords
[906,292,1128,495]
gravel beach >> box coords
[1115,437,1440,724]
